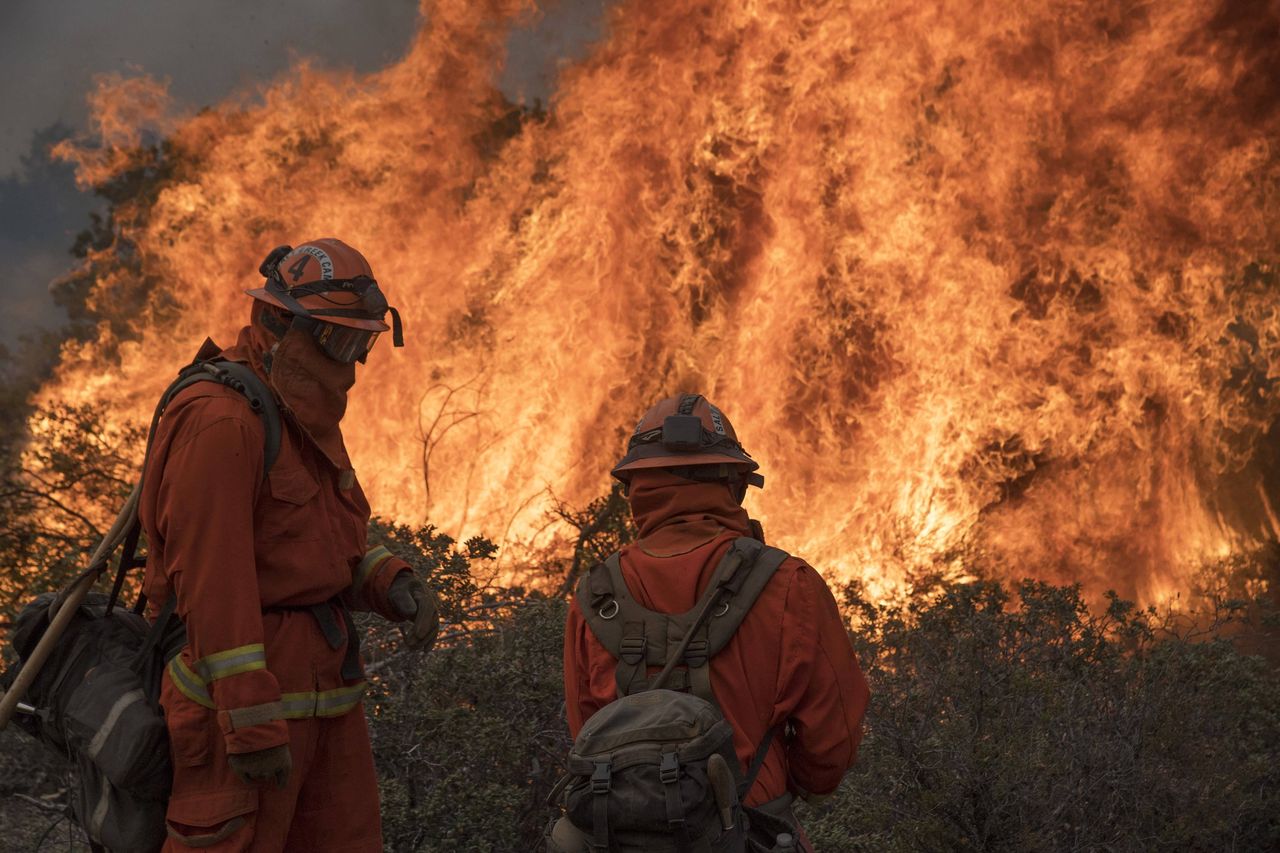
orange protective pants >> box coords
[161,674,382,853]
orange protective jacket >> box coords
[140,330,410,756]
[564,471,870,806]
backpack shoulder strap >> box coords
[703,537,789,656]
[576,537,791,702]
[671,536,783,704]
[575,552,631,658]
[576,552,678,698]
[158,359,281,475]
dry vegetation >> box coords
[2,411,1278,851]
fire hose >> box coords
[0,482,141,730]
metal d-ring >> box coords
[599,600,620,620]
[713,601,730,617]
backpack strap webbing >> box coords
[741,724,780,801]
[156,358,281,474]
[577,537,790,703]
[700,539,788,657]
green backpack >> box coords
[548,536,799,853]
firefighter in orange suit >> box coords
[140,239,439,851]
[563,395,870,850]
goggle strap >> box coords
[305,307,384,319]
[288,277,378,298]
[388,306,404,347]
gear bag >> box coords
[547,537,798,853]
[1,342,281,853]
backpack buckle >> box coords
[683,639,708,669]
[659,751,680,785]
[591,762,612,794]
[619,636,646,665]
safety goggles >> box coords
[311,321,381,364]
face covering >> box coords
[626,469,753,556]
[264,323,356,471]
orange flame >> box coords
[36,0,1280,602]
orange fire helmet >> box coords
[611,394,764,489]
[245,239,404,363]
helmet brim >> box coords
[245,288,390,332]
[610,451,759,481]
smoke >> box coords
[0,0,609,339]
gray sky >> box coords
[0,0,607,342]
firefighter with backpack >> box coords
[550,395,870,852]
[139,239,439,851]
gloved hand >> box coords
[388,572,441,651]
[228,744,292,789]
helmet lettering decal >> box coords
[709,406,727,435]
[294,245,335,280]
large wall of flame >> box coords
[38,0,1280,599]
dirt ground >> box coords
[0,727,89,852]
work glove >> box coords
[388,572,441,651]
[227,744,292,789]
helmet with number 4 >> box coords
[245,238,404,363]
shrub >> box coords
[362,521,571,852]
[799,578,1280,852]
[2,413,1277,851]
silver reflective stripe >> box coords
[86,688,145,762]
[90,769,111,839]
[354,546,393,592]
[280,693,318,717]
[194,644,267,682]
[280,682,367,719]
[167,656,215,709]
[314,684,366,716]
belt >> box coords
[266,597,363,681]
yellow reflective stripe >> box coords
[194,644,267,682]
[354,546,393,592]
[167,656,215,709]
[279,682,367,719]
[170,657,363,720]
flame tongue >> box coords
[37,0,1280,602]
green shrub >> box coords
[362,521,571,852]
[799,579,1280,852]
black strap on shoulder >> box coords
[131,594,178,671]
[740,725,780,801]
[576,552,630,659]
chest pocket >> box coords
[260,464,322,542]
